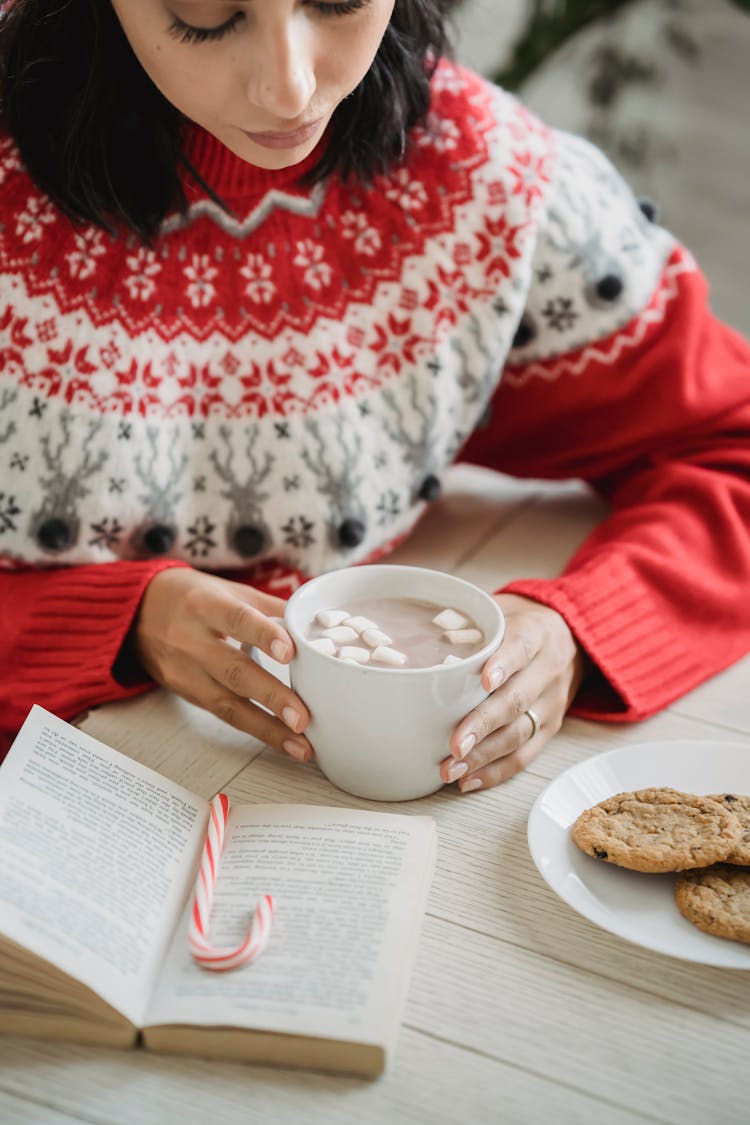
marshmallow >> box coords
[338,645,371,663]
[315,608,350,628]
[443,628,484,645]
[343,615,379,634]
[308,637,336,656]
[362,627,392,648]
[371,645,408,666]
[432,608,470,630]
[321,625,359,643]
[441,654,463,666]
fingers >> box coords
[202,639,310,735]
[169,660,314,762]
[191,580,295,664]
[454,732,546,792]
[450,662,548,762]
[480,621,541,694]
[441,706,547,787]
[134,569,311,762]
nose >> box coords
[244,20,316,122]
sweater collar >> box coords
[182,122,329,201]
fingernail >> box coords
[282,739,310,762]
[489,666,505,691]
[271,639,290,661]
[282,706,301,733]
[446,760,469,783]
[458,732,476,759]
[459,777,483,793]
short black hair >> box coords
[0,0,455,242]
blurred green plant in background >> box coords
[493,0,749,92]
[487,0,747,172]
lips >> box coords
[242,117,324,150]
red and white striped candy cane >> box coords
[187,793,274,971]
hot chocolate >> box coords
[306,597,485,669]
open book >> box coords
[0,706,437,1077]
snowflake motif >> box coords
[509,152,549,206]
[185,516,217,558]
[283,475,301,492]
[194,476,206,492]
[37,318,58,344]
[376,490,401,524]
[281,347,305,369]
[89,517,124,549]
[384,171,429,213]
[100,341,122,369]
[536,264,554,284]
[0,492,21,534]
[492,297,510,318]
[124,247,162,301]
[541,298,579,333]
[487,180,508,207]
[66,228,107,281]
[28,398,47,419]
[108,478,125,494]
[431,67,466,96]
[239,253,276,305]
[117,421,132,440]
[357,401,371,417]
[274,421,291,439]
[340,211,382,256]
[293,240,332,293]
[374,452,388,470]
[184,254,219,309]
[10,453,29,471]
[15,195,56,244]
[415,114,461,154]
[191,422,206,439]
[220,351,241,376]
[399,288,419,312]
[282,515,315,549]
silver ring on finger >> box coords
[524,707,541,740]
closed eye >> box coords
[168,1,369,45]
[167,11,245,44]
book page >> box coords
[0,706,208,1027]
[145,805,436,1045]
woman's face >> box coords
[111,0,396,168]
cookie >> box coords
[708,794,750,864]
[675,864,750,944]
[571,787,743,873]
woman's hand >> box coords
[132,567,313,761]
[440,594,589,792]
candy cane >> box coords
[187,793,274,971]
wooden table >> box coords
[2,465,749,1125]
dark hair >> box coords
[0,0,455,242]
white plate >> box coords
[528,739,750,969]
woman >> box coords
[1,0,748,791]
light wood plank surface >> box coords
[2,465,749,1125]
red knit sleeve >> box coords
[0,558,189,760]
[461,257,750,721]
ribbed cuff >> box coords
[12,559,189,728]
[499,553,706,721]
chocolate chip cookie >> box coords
[709,794,750,865]
[571,787,744,873]
[675,864,750,944]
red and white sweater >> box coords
[1,62,749,755]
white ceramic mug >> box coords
[266,565,504,801]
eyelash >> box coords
[168,1,368,45]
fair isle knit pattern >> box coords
[0,62,678,577]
